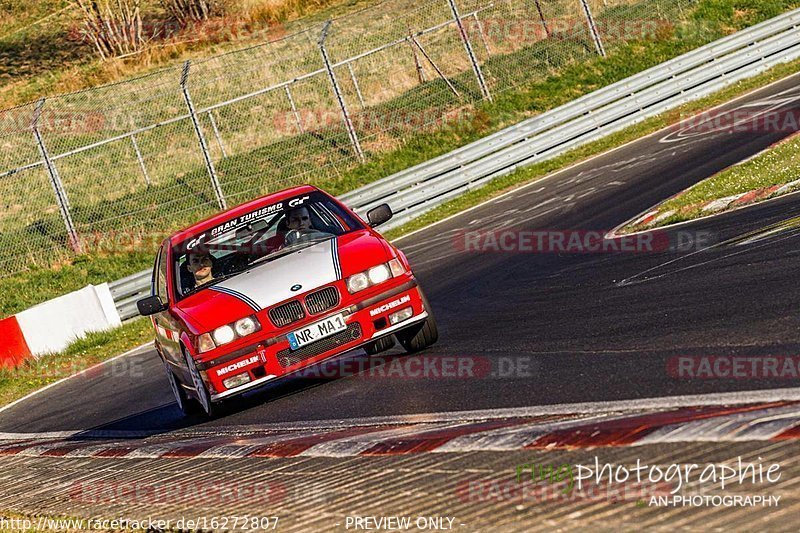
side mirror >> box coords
[366,204,393,227]
[137,295,168,316]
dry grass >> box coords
[0,0,362,107]
[243,0,340,23]
[0,0,73,38]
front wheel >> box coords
[364,334,395,355]
[162,357,198,416]
[183,347,217,418]
[396,290,439,353]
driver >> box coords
[284,206,331,245]
[287,206,313,232]
[186,252,215,288]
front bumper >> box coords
[203,281,427,401]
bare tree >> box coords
[161,0,226,26]
[74,0,144,59]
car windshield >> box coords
[172,192,363,299]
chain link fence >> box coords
[0,0,694,275]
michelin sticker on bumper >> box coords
[216,355,260,377]
[370,295,412,317]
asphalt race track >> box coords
[3,73,800,436]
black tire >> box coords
[161,358,200,416]
[396,290,439,354]
[183,346,217,418]
[364,334,395,355]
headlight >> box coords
[389,258,405,277]
[197,333,216,353]
[346,260,406,294]
[235,316,258,337]
[212,325,235,346]
[367,264,391,285]
[347,272,370,293]
[198,315,262,353]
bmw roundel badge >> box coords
[291,284,302,292]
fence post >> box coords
[472,12,492,56]
[318,21,365,163]
[347,63,366,108]
[31,98,81,253]
[446,0,492,101]
[408,34,461,98]
[534,0,550,38]
[409,30,428,84]
[580,0,606,57]
[284,84,305,134]
[130,135,151,186]
[180,60,227,210]
[207,110,228,158]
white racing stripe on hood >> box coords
[215,239,339,310]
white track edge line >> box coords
[0,341,153,416]
[1,387,798,441]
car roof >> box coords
[169,184,321,246]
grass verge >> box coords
[620,129,800,232]
[0,318,152,408]
[2,57,799,410]
[0,252,154,319]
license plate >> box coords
[287,313,347,350]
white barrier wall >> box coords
[15,283,123,357]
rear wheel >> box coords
[396,290,439,353]
[183,347,217,418]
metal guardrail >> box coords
[111,8,800,321]
[341,7,800,226]
[110,270,152,322]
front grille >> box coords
[305,286,340,315]
[269,300,305,328]
[277,323,362,368]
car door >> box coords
[153,242,184,371]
